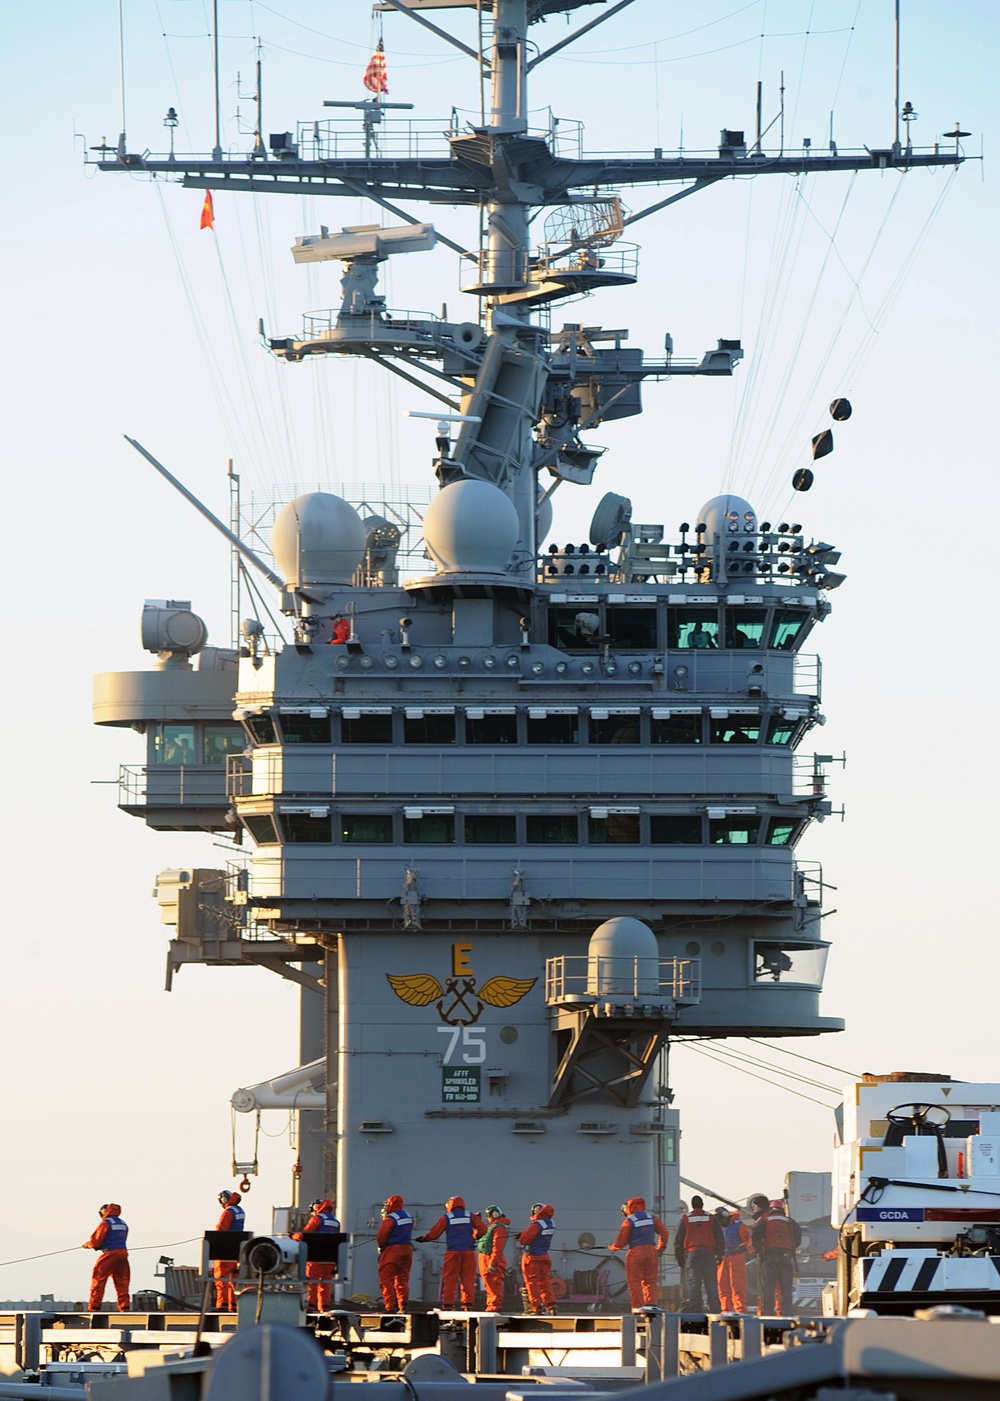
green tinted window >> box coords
[709,817,760,845]
[770,611,807,650]
[154,724,195,765]
[281,813,332,843]
[403,814,455,843]
[342,814,393,843]
[243,813,278,844]
[204,725,245,764]
[465,815,517,844]
[403,713,456,744]
[710,719,760,744]
[725,609,767,649]
[669,611,719,649]
[607,608,657,649]
[244,713,277,745]
[766,819,798,846]
[527,713,579,744]
[526,815,578,844]
[766,716,797,746]
[589,715,641,744]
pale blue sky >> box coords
[1,1,996,1298]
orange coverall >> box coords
[717,1214,753,1312]
[377,1197,414,1312]
[519,1207,556,1313]
[292,1199,340,1310]
[83,1206,130,1313]
[477,1214,510,1312]
[212,1196,244,1309]
[418,1198,486,1308]
[609,1197,669,1307]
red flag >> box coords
[200,190,215,230]
[363,40,388,95]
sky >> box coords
[1,0,996,1301]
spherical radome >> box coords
[698,493,757,540]
[587,917,660,996]
[423,479,519,574]
[271,492,366,587]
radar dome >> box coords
[698,494,757,543]
[586,917,660,997]
[271,492,366,588]
[423,479,519,574]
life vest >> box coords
[680,1211,715,1252]
[444,1208,475,1250]
[102,1216,128,1251]
[478,1219,508,1256]
[760,1211,794,1251]
[225,1204,246,1232]
[524,1216,554,1256]
[722,1220,746,1254]
[385,1210,413,1245]
[312,1210,339,1234]
[627,1211,656,1247]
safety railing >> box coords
[545,956,701,1005]
[119,763,229,808]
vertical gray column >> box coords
[324,946,339,1204]
[296,980,327,1207]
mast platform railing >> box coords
[545,956,701,1006]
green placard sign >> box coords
[442,1066,481,1103]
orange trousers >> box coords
[479,1253,507,1311]
[90,1250,130,1312]
[213,1261,238,1310]
[625,1243,660,1306]
[441,1249,477,1307]
[305,1262,336,1310]
[717,1253,749,1312]
[521,1254,555,1312]
[378,1244,413,1311]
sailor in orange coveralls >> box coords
[417,1196,486,1308]
[82,1204,130,1313]
[292,1198,340,1311]
[716,1207,753,1312]
[607,1196,669,1308]
[476,1205,511,1312]
[518,1204,557,1315]
[212,1189,245,1310]
[377,1195,414,1312]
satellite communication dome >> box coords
[423,479,519,574]
[271,492,366,588]
[698,494,757,543]
[587,917,660,996]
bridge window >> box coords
[465,815,517,844]
[753,941,828,986]
[341,710,393,744]
[651,712,702,745]
[765,715,797,746]
[649,816,701,844]
[154,724,195,765]
[766,818,800,846]
[725,608,767,649]
[710,716,760,744]
[770,610,807,650]
[527,710,579,744]
[710,816,760,844]
[403,813,455,844]
[466,710,518,744]
[342,814,393,844]
[607,607,657,649]
[281,811,332,843]
[526,815,579,844]
[669,611,719,649]
[204,725,245,764]
[589,711,641,744]
[403,710,456,744]
[242,813,278,844]
[243,712,277,745]
[548,608,601,651]
[279,712,331,744]
[588,812,641,844]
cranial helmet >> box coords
[485,1204,502,1218]
[218,1190,233,1206]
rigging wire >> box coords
[685,1041,841,1094]
[678,1039,840,1108]
[0,1239,202,1270]
[744,1036,861,1079]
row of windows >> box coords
[245,708,805,749]
[152,723,245,766]
[241,810,803,848]
[547,606,808,653]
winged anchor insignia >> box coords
[386,971,536,1026]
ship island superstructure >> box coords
[91,0,962,1307]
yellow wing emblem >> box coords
[478,975,537,1008]
[386,972,443,1006]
